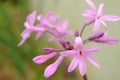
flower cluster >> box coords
[18,0,120,78]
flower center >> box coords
[79,50,84,56]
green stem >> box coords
[82,74,87,80]
[80,24,87,37]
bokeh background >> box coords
[0,0,120,80]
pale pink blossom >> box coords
[37,11,59,29]
[92,35,118,44]
[33,52,57,64]
[48,20,72,42]
[60,37,100,76]
[18,11,45,46]
[44,56,64,78]
[82,0,120,33]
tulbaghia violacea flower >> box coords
[33,47,64,78]
[48,20,72,42]
[35,11,59,40]
[18,11,45,46]
[82,0,120,33]
[92,35,118,44]
[33,52,57,64]
[44,56,64,78]
[60,37,100,76]
[37,11,59,29]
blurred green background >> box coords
[0,0,120,80]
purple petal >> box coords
[86,18,95,25]
[59,39,66,48]
[46,11,59,22]
[60,50,77,56]
[84,46,100,53]
[26,11,36,26]
[105,38,119,44]
[89,32,104,40]
[97,3,104,18]
[82,10,96,18]
[43,48,56,53]
[44,56,63,78]
[75,37,83,50]
[93,19,100,33]
[100,20,108,34]
[48,36,56,42]
[37,15,44,21]
[68,57,79,72]
[101,15,120,21]
[17,38,27,46]
[24,22,31,28]
[79,56,86,76]
[61,20,69,30]
[86,53,100,68]
[46,11,55,19]
[94,36,118,44]
[36,32,43,40]
[33,52,57,64]
[86,0,96,11]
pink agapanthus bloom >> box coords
[82,0,120,33]
[60,37,100,76]
[18,11,45,46]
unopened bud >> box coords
[74,30,79,37]
[89,32,104,40]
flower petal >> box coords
[94,35,118,44]
[48,36,56,42]
[26,11,36,26]
[86,53,100,68]
[44,56,63,78]
[75,37,83,50]
[84,46,100,53]
[37,15,44,21]
[79,56,86,76]
[17,37,27,46]
[97,3,104,18]
[61,20,69,30]
[100,20,108,35]
[86,0,96,11]
[86,18,95,25]
[68,57,79,72]
[33,52,57,64]
[36,32,44,40]
[93,19,100,33]
[60,50,77,56]
[101,15,120,21]
[82,10,96,18]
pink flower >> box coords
[18,11,45,46]
[37,11,59,29]
[33,48,64,78]
[60,37,100,76]
[48,20,72,42]
[82,0,120,33]
[44,56,64,78]
[88,32,118,44]
[34,11,58,40]
[33,52,57,64]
